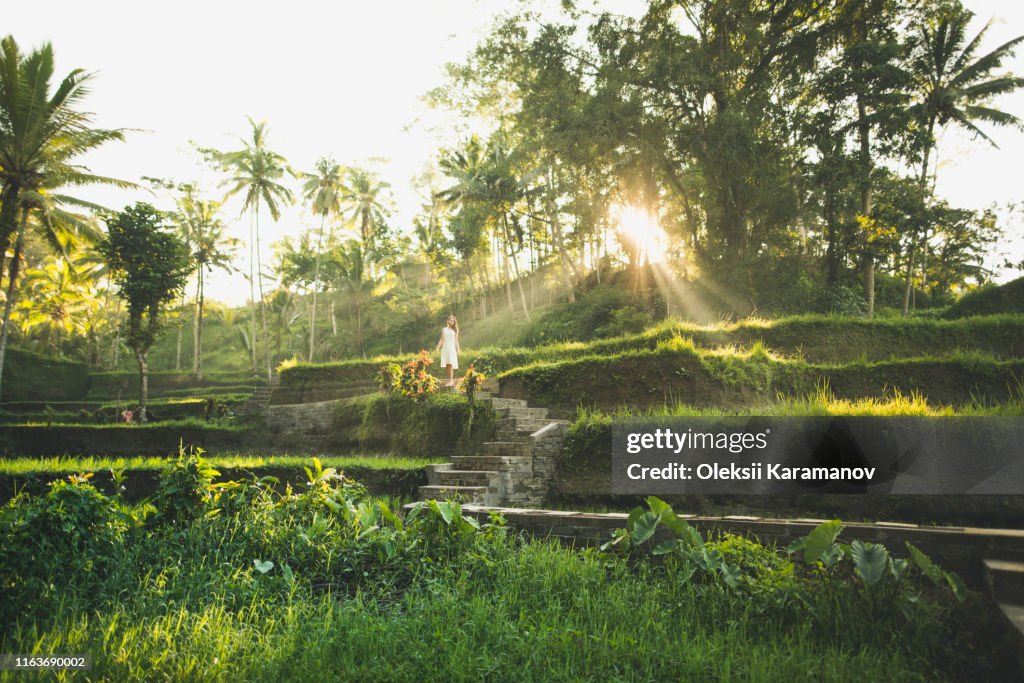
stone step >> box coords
[484,397,528,409]
[985,559,1024,604]
[511,418,559,434]
[499,406,549,420]
[481,441,531,457]
[450,455,525,471]
[418,485,488,502]
[494,430,534,443]
[436,470,497,487]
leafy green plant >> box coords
[458,363,486,438]
[376,362,401,393]
[397,350,439,400]
[405,499,486,561]
[787,520,968,621]
[457,363,485,400]
[152,443,223,523]
[602,496,742,588]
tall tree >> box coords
[301,157,345,361]
[202,118,293,381]
[342,167,390,267]
[0,35,130,398]
[99,203,191,423]
[334,239,374,358]
[906,5,1024,315]
[175,185,236,380]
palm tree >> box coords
[301,157,345,361]
[16,257,90,353]
[342,167,389,264]
[0,35,131,398]
[905,7,1024,315]
[335,239,374,358]
[204,117,293,381]
[437,135,532,318]
[175,185,236,380]
[267,288,300,359]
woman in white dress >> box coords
[435,315,460,387]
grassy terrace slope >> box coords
[277,315,1024,401]
[497,338,1024,412]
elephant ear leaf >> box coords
[906,542,943,583]
[801,520,844,565]
[253,559,274,574]
[631,511,661,545]
[850,540,889,587]
[647,495,690,537]
[907,543,969,602]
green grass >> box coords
[3,544,954,682]
[496,335,1024,411]
[0,453,444,476]
[0,476,999,682]
[279,313,1024,390]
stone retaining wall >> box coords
[449,504,1024,586]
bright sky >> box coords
[6,0,1023,304]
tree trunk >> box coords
[545,165,577,302]
[176,289,185,372]
[502,213,531,320]
[330,300,337,336]
[901,245,915,317]
[0,219,27,401]
[111,296,123,370]
[310,214,326,362]
[136,350,149,423]
[857,94,875,317]
[502,249,513,312]
[249,210,258,373]
[195,267,205,380]
[824,191,840,286]
[355,302,364,359]
[256,203,271,382]
[0,185,20,287]
[191,275,200,375]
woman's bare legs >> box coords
[445,364,455,387]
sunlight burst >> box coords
[614,205,670,265]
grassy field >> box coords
[0,468,1009,682]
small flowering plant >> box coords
[121,409,134,424]
[457,364,486,402]
[397,350,439,400]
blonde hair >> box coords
[446,315,459,335]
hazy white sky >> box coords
[5,0,1023,304]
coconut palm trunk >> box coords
[256,202,271,382]
[193,264,205,380]
[0,213,27,400]
[309,213,326,361]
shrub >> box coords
[397,350,439,400]
[812,284,869,316]
[152,446,223,524]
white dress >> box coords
[440,327,459,369]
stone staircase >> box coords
[419,392,569,507]
[985,558,1024,663]
[237,373,279,416]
